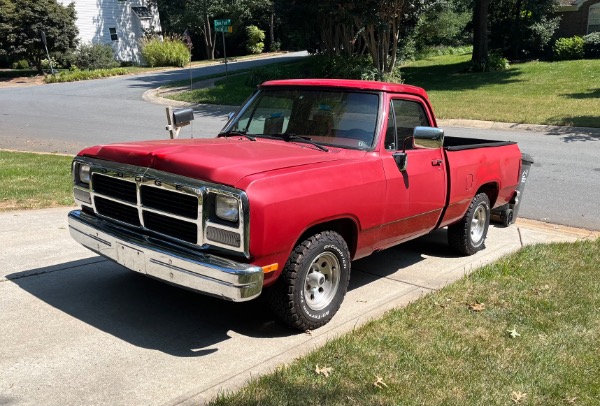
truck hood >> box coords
[79,138,345,187]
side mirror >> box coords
[393,151,408,172]
[414,126,444,149]
[228,112,235,120]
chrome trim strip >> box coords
[68,210,263,302]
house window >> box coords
[109,27,118,41]
[589,4,600,33]
[132,6,152,20]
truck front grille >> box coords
[94,196,141,226]
[141,185,199,219]
[75,159,248,256]
[90,172,200,244]
[93,174,137,203]
[143,211,198,243]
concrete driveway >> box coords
[1,207,595,406]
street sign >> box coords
[214,19,231,27]
[215,26,233,33]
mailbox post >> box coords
[165,106,194,139]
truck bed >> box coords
[443,136,517,151]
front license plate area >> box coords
[116,242,146,274]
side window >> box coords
[388,99,430,150]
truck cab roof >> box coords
[260,79,430,100]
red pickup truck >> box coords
[68,79,523,330]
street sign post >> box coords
[213,19,232,78]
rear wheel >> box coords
[267,231,351,331]
[448,192,491,256]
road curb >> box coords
[437,118,600,135]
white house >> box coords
[58,0,162,64]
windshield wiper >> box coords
[218,130,256,141]
[269,133,329,152]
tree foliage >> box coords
[488,0,559,59]
[281,0,426,75]
[155,0,272,59]
[0,0,78,73]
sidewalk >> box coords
[1,207,597,405]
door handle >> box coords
[431,159,443,166]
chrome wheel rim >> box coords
[470,204,487,245]
[304,252,340,311]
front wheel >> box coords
[267,231,351,331]
[448,192,491,256]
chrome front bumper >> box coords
[68,210,263,301]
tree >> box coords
[471,0,489,65]
[0,0,78,73]
[155,0,272,60]
[489,0,558,59]
[292,0,426,76]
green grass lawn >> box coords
[0,151,74,211]
[211,239,600,405]
[167,54,600,128]
[403,54,600,128]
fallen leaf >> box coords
[315,364,333,378]
[507,327,521,338]
[564,396,577,404]
[374,375,388,389]
[511,391,527,404]
[468,301,486,312]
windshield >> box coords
[225,88,380,150]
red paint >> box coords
[77,79,522,287]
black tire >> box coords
[267,231,351,331]
[448,192,491,256]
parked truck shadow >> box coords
[7,228,468,356]
[7,258,291,358]
[349,228,457,291]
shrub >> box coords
[466,53,510,72]
[12,59,30,70]
[553,36,585,60]
[75,44,119,70]
[140,36,190,67]
[41,57,58,70]
[246,25,265,54]
[269,41,281,52]
[44,67,128,83]
[583,32,600,58]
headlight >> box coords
[78,164,91,184]
[215,195,239,222]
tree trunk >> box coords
[472,0,490,64]
[270,12,275,49]
[203,14,215,60]
[512,0,523,60]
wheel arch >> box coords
[296,218,358,259]
[476,182,499,207]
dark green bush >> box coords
[75,44,119,70]
[246,25,265,54]
[467,53,510,72]
[44,68,128,83]
[141,36,190,67]
[583,32,600,58]
[553,36,585,60]
[12,59,30,69]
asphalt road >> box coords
[1,53,599,230]
[0,52,308,153]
